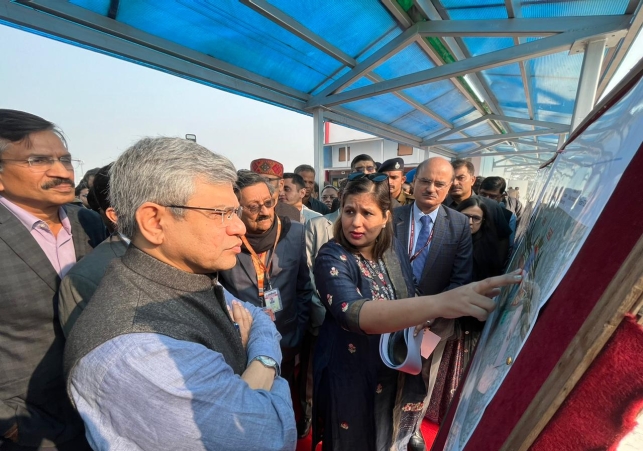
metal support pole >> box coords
[313,108,325,185]
[571,38,606,132]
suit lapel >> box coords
[0,204,59,291]
[238,252,259,283]
[421,205,448,281]
[64,205,87,261]
[383,247,410,299]
[394,204,412,255]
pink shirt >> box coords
[0,196,76,278]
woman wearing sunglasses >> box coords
[312,173,522,451]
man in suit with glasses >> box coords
[392,157,473,451]
[219,170,313,382]
[0,109,105,450]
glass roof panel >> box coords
[74,0,345,92]
[401,79,461,108]
[426,89,477,124]
[266,0,399,59]
[520,0,630,17]
[310,66,351,96]
[389,110,446,137]
[69,0,109,15]
[341,76,373,92]
[342,93,416,125]
[529,50,584,124]
[373,42,436,79]
[462,37,515,57]
[440,0,508,20]
[356,28,404,62]
[453,110,484,128]
[479,63,530,120]
[442,142,479,153]
[462,120,497,137]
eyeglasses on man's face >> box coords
[243,198,275,215]
[0,155,81,173]
[165,205,243,225]
[353,164,376,173]
[415,178,450,190]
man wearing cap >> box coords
[379,157,412,209]
[250,158,300,222]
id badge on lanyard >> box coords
[242,218,282,321]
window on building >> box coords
[398,144,413,156]
[339,146,350,162]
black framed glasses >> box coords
[0,156,81,173]
[353,164,376,173]
[347,172,388,182]
[165,205,243,225]
[243,198,275,215]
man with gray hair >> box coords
[64,138,296,451]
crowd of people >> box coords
[0,109,524,451]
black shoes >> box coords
[408,430,426,451]
[297,417,312,439]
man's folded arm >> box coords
[70,333,296,451]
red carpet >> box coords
[295,419,439,451]
[530,315,643,451]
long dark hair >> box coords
[456,197,493,235]
[456,197,503,280]
[333,177,393,260]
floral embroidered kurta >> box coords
[312,239,418,451]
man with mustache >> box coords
[0,109,105,450]
[219,170,312,383]
[392,157,473,451]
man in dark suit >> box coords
[58,164,128,338]
[0,110,105,450]
[444,159,513,249]
[218,170,312,381]
[392,157,473,451]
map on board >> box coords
[445,75,643,451]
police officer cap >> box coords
[378,158,404,173]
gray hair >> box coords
[110,137,237,238]
[235,169,275,196]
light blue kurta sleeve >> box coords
[69,333,296,451]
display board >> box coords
[444,70,643,451]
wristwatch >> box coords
[252,355,279,378]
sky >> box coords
[0,24,317,181]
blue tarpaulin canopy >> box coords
[1,0,641,168]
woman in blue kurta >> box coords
[312,173,523,451]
